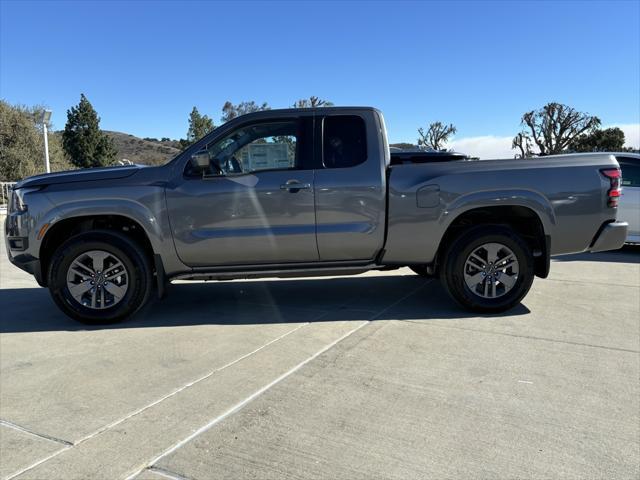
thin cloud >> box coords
[445,124,640,160]
[448,135,514,160]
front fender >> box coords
[43,198,166,253]
[37,186,188,276]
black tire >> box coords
[440,226,534,313]
[48,230,153,324]
[409,265,435,278]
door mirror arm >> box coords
[190,151,210,174]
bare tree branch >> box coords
[293,96,334,108]
[514,102,600,156]
[417,122,457,150]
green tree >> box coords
[186,107,215,145]
[0,100,73,181]
[292,96,334,108]
[62,94,116,168]
[512,102,600,157]
[568,127,626,152]
[417,122,457,150]
[221,100,270,123]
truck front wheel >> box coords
[47,231,153,324]
[440,226,534,313]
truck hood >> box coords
[15,165,143,189]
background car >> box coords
[616,153,640,243]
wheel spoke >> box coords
[68,281,92,300]
[469,253,486,268]
[497,254,515,268]
[484,243,501,264]
[104,282,127,301]
[103,263,123,278]
[499,273,517,289]
[91,288,97,308]
[90,251,107,273]
[72,260,94,275]
[465,271,485,286]
[69,266,92,281]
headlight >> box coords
[9,187,41,214]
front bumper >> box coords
[5,214,45,286]
[590,221,628,253]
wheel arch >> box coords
[437,204,550,278]
[39,214,158,287]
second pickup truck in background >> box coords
[615,153,640,243]
[6,107,628,323]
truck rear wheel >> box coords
[48,231,153,324]
[440,226,534,313]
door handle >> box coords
[280,180,311,191]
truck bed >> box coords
[382,152,620,264]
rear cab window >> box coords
[322,115,367,169]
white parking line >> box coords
[125,279,432,480]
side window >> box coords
[619,160,640,187]
[322,115,367,168]
[186,120,299,177]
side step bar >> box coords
[172,263,383,282]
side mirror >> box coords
[190,151,210,172]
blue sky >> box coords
[1,0,639,156]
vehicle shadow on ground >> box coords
[0,275,530,333]
[552,244,640,264]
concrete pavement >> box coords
[1,228,638,479]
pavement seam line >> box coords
[3,322,309,480]
[124,279,432,480]
[146,466,193,480]
[3,446,71,480]
[123,320,371,480]
[0,419,73,447]
[73,321,310,445]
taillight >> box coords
[601,168,622,207]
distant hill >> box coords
[103,131,182,165]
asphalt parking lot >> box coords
[1,228,638,480]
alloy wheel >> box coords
[463,242,519,299]
[65,250,129,309]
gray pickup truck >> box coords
[5,107,628,323]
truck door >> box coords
[314,113,387,261]
[165,117,318,266]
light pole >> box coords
[41,110,52,173]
